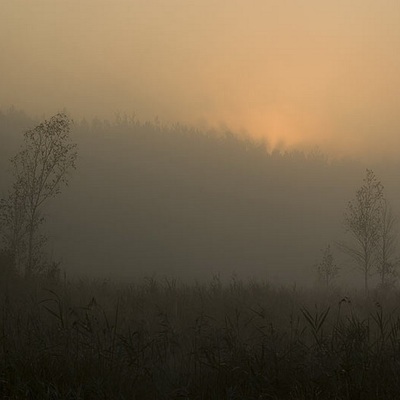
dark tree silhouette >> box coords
[339,169,384,293]
[0,113,77,276]
[376,200,399,287]
[316,245,339,288]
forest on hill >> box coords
[1,108,399,286]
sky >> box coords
[1,0,400,158]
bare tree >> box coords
[0,113,77,277]
[316,245,339,288]
[0,184,27,272]
[339,169,384,293]
[376,200,399,287]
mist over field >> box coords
[3,109,400,398]
[2,1,400,398]
[1,109,400,287]
[5,1,400,286]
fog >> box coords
[4,3,400,397]
[1,1,400,158]
[2,109,400,286]
[2,1,400,285]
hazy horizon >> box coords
[3,109,400,287]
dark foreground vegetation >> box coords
[1,275,400,399]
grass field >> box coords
[1,275,400,399]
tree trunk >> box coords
[26,221,34,278]
[26,206,37,278]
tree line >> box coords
[0,112,398,292]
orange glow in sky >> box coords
[1,0,400,158]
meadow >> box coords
[2,111,400,399]
[1,274,400,399]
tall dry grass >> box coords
[1,275,400,399]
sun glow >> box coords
[1,0,400,158]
